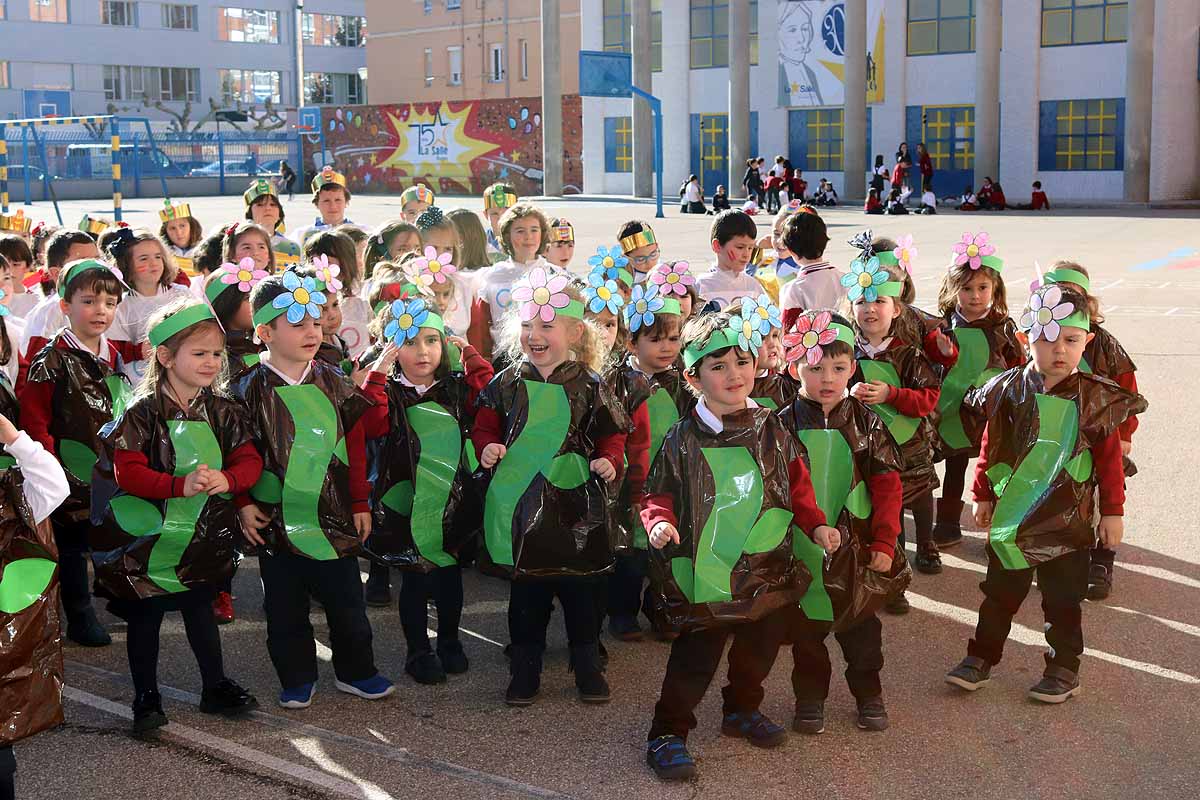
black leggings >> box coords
[0,745,13,800]
[898,491,935,550]
[940,453,971,503]
[398,565,464,654]
[126,590,225,696]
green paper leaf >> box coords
[793,525,834,622]
[380,480,413,515]
[111,495,162,537]
[243,353,261,368]
[752,396,779,410]
[743,507,792,554]
[936,327,996,451]
[250,470,283,504]
[858,360,920,445]
[1065,450,1093,483]
[795,429,856,527]
[106,375,132,421]
[987,463,1014,497]
[405,402,461,567]
[0,558,56,614]
[846,479,873,519]
[0,455,14,470]
[462,440,479,473]
[59,439,97,484]
[333,437,348,465]
[276,385,340,560]
[546,452,589,489]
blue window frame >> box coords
[604,116,633,173]
[789,109,844,172]
[907,0,975,55]
[689,0,758,69]
[1038,98,1124,171]
[602,0,663,72]
[1042,0,1127,46]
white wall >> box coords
[1149,0,1200,201]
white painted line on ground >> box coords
[289,737,400,800]
[1107,605,1200,638]
[1096,279,1125,292]
[1115,562,1200,590]
[905,592,1200,684]
[64,686,397,800]
[428,608,506,648]
[68,661,576,800]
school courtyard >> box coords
[13,193,1200,800]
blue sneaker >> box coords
[720,710,787,748]
[335,674,395,700]
[646,736,696,781]
[278,682,316,709]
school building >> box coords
[581,0,1200,204]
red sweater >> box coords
[471,407,628,480]
[922,328,959,368]
[466,300,495,362]
[972,426,1126,516]
[358,345,495,440]
[625,401,651,506]
[19,336,122,456]
[114,441,263,499]
[1114,371,1139,442]
[864,471,903,555]
[879,337,943,416]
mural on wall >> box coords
[777,0,886,108]
[301,96,583,195]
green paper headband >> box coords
[683,327,745,369]
[148,304,218,347]
[1043,268,1091,292]
[829,322,857,347]
[252,304,285,327]
[58,259,119,298]
[553,299,587,320]
[875,251,899,267]
[1059,311,1091,331]
[660,297,682,316]
[978,255,1004,273]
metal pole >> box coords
[217,119,226,195]
[631,87,663,218]
[842,0,868,202]
[727,0,750,197]
[22,126,32,205]
[540,0,563,196]
[111,116,123,222]
[295,0,306,113]
[631,0,653,197]
[1123,0,1155,202]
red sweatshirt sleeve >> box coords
[865,471,903,555]
[787,456,828,535]
[1093,430,1126,516]
[357,372,390,439]
[346,421,370,515]
[467,299,494,361]
[593,431,628,480]
[115,449,185,498]
[922,328,959,368]
[461,344,494,414]
[640,493,677,534]
[23,335,49,365]
[782,307,803,334]
[1115,371,1139,441]
[222,441,263,496]
[885,384,940,418]
[471,406,503,459]
[972,424,996,503]
[111,339,143,365]
[625,402,651,505]
[17,379,55,455]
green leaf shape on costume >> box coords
[632,390,683,548]
[275,385,340,560]
[0,455,14,470]
[988,393,1081,571]
[484,380,591,566]
[243,353,261,368]
[106,375,132,421]
[59,439,98,484]
[462,441,479,473]
[380,480,413,515]
[404,402,462,567]
[793,525,834,622]
[0,558,56,615]
[1078,356,1092,375]
[250,470,283,504]
[110,495,162,536]
[795,429,872,527]
[858,360,920,445]
[752,396,779,410]
[936,327,1003,450]
[671,447,792,604]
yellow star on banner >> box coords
[377,102,499,177]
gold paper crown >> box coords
[311,166,347,193]
[548,220,575,244]
[401,185,435,206]
[79,214,112,236]
[484,184,517,210]
[0,210,32,234]
[158,199,193,223]
[243,177,278,208]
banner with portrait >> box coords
[777,0,886,108]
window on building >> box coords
[304,73,332,105]
[101,1,137,26]
[447,46,463,86]
[796,109,844,172]
[29,0,68,22]
[424,48,434,87]
[447,0,461,9]
[1041,0,1126,46]
[604,116,633,173]
[489,43,505,82]
[162,4,197,30]
[159,67,198,101]
[29,62,73,90]
[602,0,665,72]
[689,0,758,70]
[519,39,529,80]
[220,68,281,104]
[218,8,279,44]
[907,0,975,55]
[347,72,363,104]
[1039,98,1124,171]
[105,65,197,101]
[0,2,6,20]
[302,13,366,46]
[303,72,363,105]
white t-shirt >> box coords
[20,294,65,358]
[921,190,937,207]
[6,291,40,320]
[0,315,23,384]
[109,284,192,383]
[685,182,703,203]
[476,258,544,343]
[337,293,373,359]
[695,266,763,311]
[779,262,846,315]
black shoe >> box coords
[792,702,825,734]
[1028,666,1081,704]
[571,644,611,704]
[1086,563,1112,601]
[199,678,259,717]
[132,690,167,733]
[884,591,910,615]
[436,639,469,675]
[646,736,696,781]
[67,609,112,647]
[916,548,943,574]
[945,656,992,691]
[364,582,391,608]
[406,649,447,685]
[856,697,889,731]
[607,615,644,642]
[505,646,542,706]
[720,711,787,748]
[932,520,963,548]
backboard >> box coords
[578,51,633,99]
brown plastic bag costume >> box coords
[966,365,1147,570]
[751,371,800,411]
[0,468,64,746]
[645,406,812,635]
[89,391,253,601]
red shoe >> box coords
[213,591,235,625]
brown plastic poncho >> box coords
[645,406,812,635]
[751,371,801,411]
[967,365,1147,570]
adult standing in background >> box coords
[682,175,707,214]
[895,142,913,195]
[279,160,297,201]
[917,143,934,195]
[743,159,765,207]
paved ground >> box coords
[9,193,1200,800]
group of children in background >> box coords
[0,174,1143,793]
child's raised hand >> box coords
[1097,515,1124,548]
[813,525,841,553]
[0,413,18,447]
[1121,440,1132,457]
[480,443,507,469]
[370,342,402,374]
[354,511,372,543]
[590,457,617,482]
[851,380,890,405]
[934,329,955,357]
[973,500,994,529]
[446,335,469,350]
[649,522,680,550]
[200,468,230,496]
[237,503,270,547]
[867,550,893,573]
